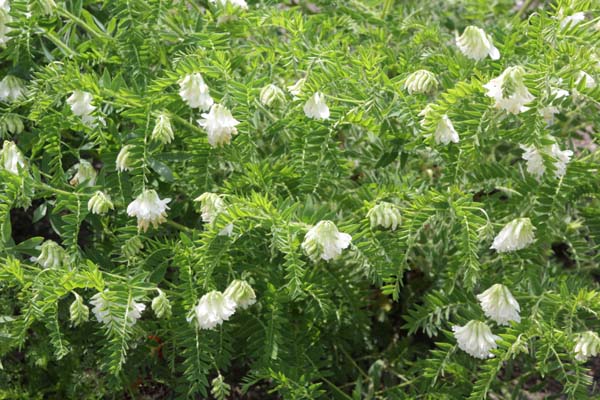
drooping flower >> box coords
[90,291,112,324]
[367,202,402,231]
[224,280,256,309]
[453,320,499,359]
[197,104,240,147]
[190,290,237,330]
[0,140,25,175]
[116,144,134,172]
[151,289,172,319]
[69,159,97,186]
[576,71,596,89]
[434,115,460,145]
[521,142,573,179]
[69,292,89,327]
[484,66,535,114]
[560,11,585,29]
[260,84,285,107]
[287,77,306,97]
[456,26,500,61]
[476,284,521,325]
[67,90,95,118]
[404,70,438,95]
[90,291,145,326]
[88,191,114,215]
[490,217,535,253]
[37,240,67,268]
[194,192,233,236]
[301,220,352,262]
[539,106,560,126]
[178,73,214,110]
[127,189,171,232]
[151,113,174,144]
[303,92,330,120]
[0,75,25,102]
[210,0,248,9]
[574,331,600,362]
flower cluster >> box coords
[0,141,25,175]
[454,284,520,358]
[190,280,256,330]
[67,90,98,126]
[301,220,352,262]
[490,218,535,253]
[194,192,233,236]
[127,189,171,232]
[484,66,534,114]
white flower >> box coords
[90,291,145,326]
[434,115,459,145]
[303,92,330,120]
[367,202,402,231]
[484,66,535,114]
[194,192,233,236]
[418,104,434,127]
[574,331,600,361]
[69,159,97,186]
[550,143,573,178]
[224,280,256,309]
[576,71,596,89]
[404,70,438,94]
[476,284,521,325]
[67,90,96,117]
[191,290,237,330]
[301,220,352,262]
[287,77,306,97]
[539,106,560,126]
[520,145,545,178]
[521,142,573,179]
[259,84,285,106]
[116,144,134,172]
[0,140,25,175]
[127,189,171,232]
[560,11,585,29]
[90,291,112,324]
[197,104,240,147]
[210,0,248,9]
[456,26,500,61]
[0,0,9,11]
[491,217,535,253]
[126,299,146,325]
[0,6,12,45]
[151,289,172,319]
[0,75,25,102]
[37,240,66,268]
[178,73,214,110]
[151,113,174,144]
[453,320,499,359]
[88,191,114,215]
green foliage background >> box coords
[1,0,600,398]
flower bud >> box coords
[456,26,500,61]
[0,75,25,102]
[37,240,67,268]
[404,70,438,94]
[69,159,97,186]
[151,289,172,319]
[259,84,285,107]
[151,113,174,144]
[87,191,114,215]
[224,280,256,309]
[367,202,402,231]
[116,144,134,172]
[121,235,144,258]
[287,77,306,97]
[69,292,89,327]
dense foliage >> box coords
[1,0,600,398]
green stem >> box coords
[165,219,194,233]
